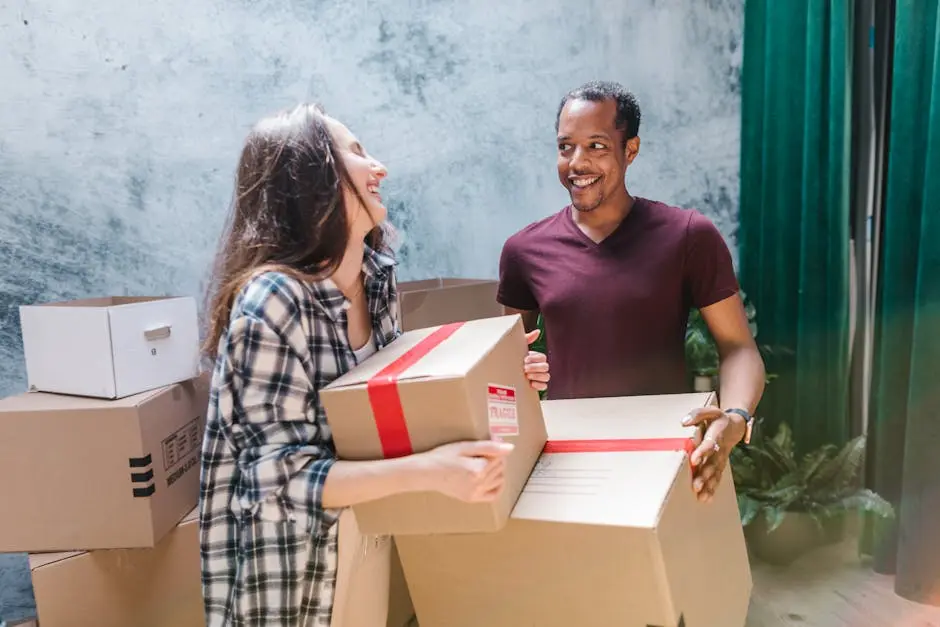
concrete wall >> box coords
[0,0,742,619]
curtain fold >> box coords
[739,0,853,453]
[866,0,940,605]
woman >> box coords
[198,102,550,627]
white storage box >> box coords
[19,296,201,399]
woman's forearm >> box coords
[320,455,431,509]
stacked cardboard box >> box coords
[324,334,754,627]
[327,277,540,626]
[2,278,510,627]
[0,296,207,626]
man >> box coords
[498,81,765,502]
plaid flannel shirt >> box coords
[199,245,400,626]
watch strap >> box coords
[725,408,754,445]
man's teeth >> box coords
[367,184,379,194]
[571,176,600,188]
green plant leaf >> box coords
[771,422,794,456]
[806,435,866,496]
[800,445,838,484]
[764,506,787,533]
[738,494,764,526]
[815,490,896,520]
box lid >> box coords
[325,315,519,389]
[21,296,184,311]
[510,393,715,529]
[0,384,169,413]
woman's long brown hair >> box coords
[202,102,388,359]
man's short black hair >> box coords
[555,81,642,146]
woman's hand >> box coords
[418,440,515,503]
[682,407,747,503]
[523,330,550,392]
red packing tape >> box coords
[543,437,696,456]
[366,322,465,458]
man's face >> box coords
[556,98,637,213]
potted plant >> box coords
[685,289,785,392]
[685,290,762,392]
[729,422,894,566]
[685,306,720,391]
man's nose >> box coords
[570,146,588,170]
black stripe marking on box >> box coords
[129,454,156,498]
[132,484,156,497]
[131,469,154,483]
[129,454,152,468]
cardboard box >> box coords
[396,392,753,627]
[28,507,417,627]
[0,376,209,552]
[394,278,499,625]
[398,278,500,332]
[29,508,203,627]
[19,296,200,399]
[320,314,548,536]
[387,541,416,627]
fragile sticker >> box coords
[487,384,519,437]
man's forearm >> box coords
[717,344,765,416]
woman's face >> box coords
[324,116,388,239]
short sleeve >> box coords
[497,234,539,311]
[685,212,740,309]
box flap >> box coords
[541,392,715,440]
[510,393,715,528]
[29,551,85,570]
[180,507,198,524]
[325,315,519,389]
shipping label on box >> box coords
[396,392,753,627]
[321,315,548,536]
[0,376,209,552]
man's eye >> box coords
[558,144,571,151]
[591,142,606,150]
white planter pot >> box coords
[693,375,716,392]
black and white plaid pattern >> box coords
[199,245,400,626]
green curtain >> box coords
[739,0,853,452]
[866,0,940,605]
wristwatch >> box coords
[725,408,757,445]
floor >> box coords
[745,537,940,626]
[2,538,940,625]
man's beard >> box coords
[571,194,603,213]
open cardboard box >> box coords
[396,392,753,627]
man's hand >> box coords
[523,329,550,392]
[682,407,747,502]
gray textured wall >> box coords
[0,0,742,619]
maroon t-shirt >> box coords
[498,198,739,400]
